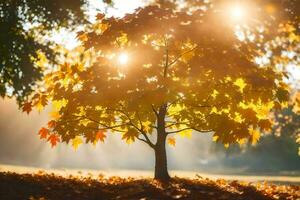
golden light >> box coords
[118,53,129,65]
[230,5,247,22]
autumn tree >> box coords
[30,2,291,181]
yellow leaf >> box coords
[238,138,247,146]
[35,95,48,112]
[234,112,243,123]
[249,128,260,145]
[35,101,44,112]
[212,135,219,142]
[49,111,61,120]
[52,99,67,112]
[168,104,184,116]
[224,143,229,148]
[35,51,49,69]
[94,23,109,34]
[211,89,219,98]
[142,121,152,133]
[178,129,192,138]
[167,137,176,147]
[234,78,247,92]
[116,33,128,47]
[296,135,300,144]
[210,106,218,114]
[79,119,91,126]
[72,136,83,150]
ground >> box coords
[0,169,299,200]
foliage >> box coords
[27,2,291,151]
[209,103,300,171]
[273,104,300,155]
[0,0,87,103]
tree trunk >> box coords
[154,104,170,182]
[154,132,170,182]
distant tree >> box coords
[0,0,88,103]
[273,103,300,155]
[210,104,300,172]
[26,0,295,181]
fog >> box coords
[0,99,225,172]
[1,98,300,176]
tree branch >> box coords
[166,127,192,134]
[75,115,128,133]
[137,112,155,148]
[168,45,198,67]
[166,127,212,134]
[107,108,155,147]
[151,104,159,117]
[139,132,155,148]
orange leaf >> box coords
[47,120,56,129]
[38,127,49,139]
[77,32,88,42]
[22,102,32,114]
[47,134,60,148]
[95,130,106,142]
[167,137,176,147]
[96,13,105,20]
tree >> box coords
[210,104,300,172]
[273,102,300,155]
[0,0,87,103]
[28,2,291,181]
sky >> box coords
[51,0,147,50]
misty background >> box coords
[1,99,299,175]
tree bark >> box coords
[154,132,170,181]
[154,104,170,182]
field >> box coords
[0,165,299,200]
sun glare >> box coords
[118,53,129,65]
[230,5,246,21]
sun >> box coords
[229,4,247,22]
[118,53,129,65]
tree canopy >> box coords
[0,0,87,103]
[31,2,291,147]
